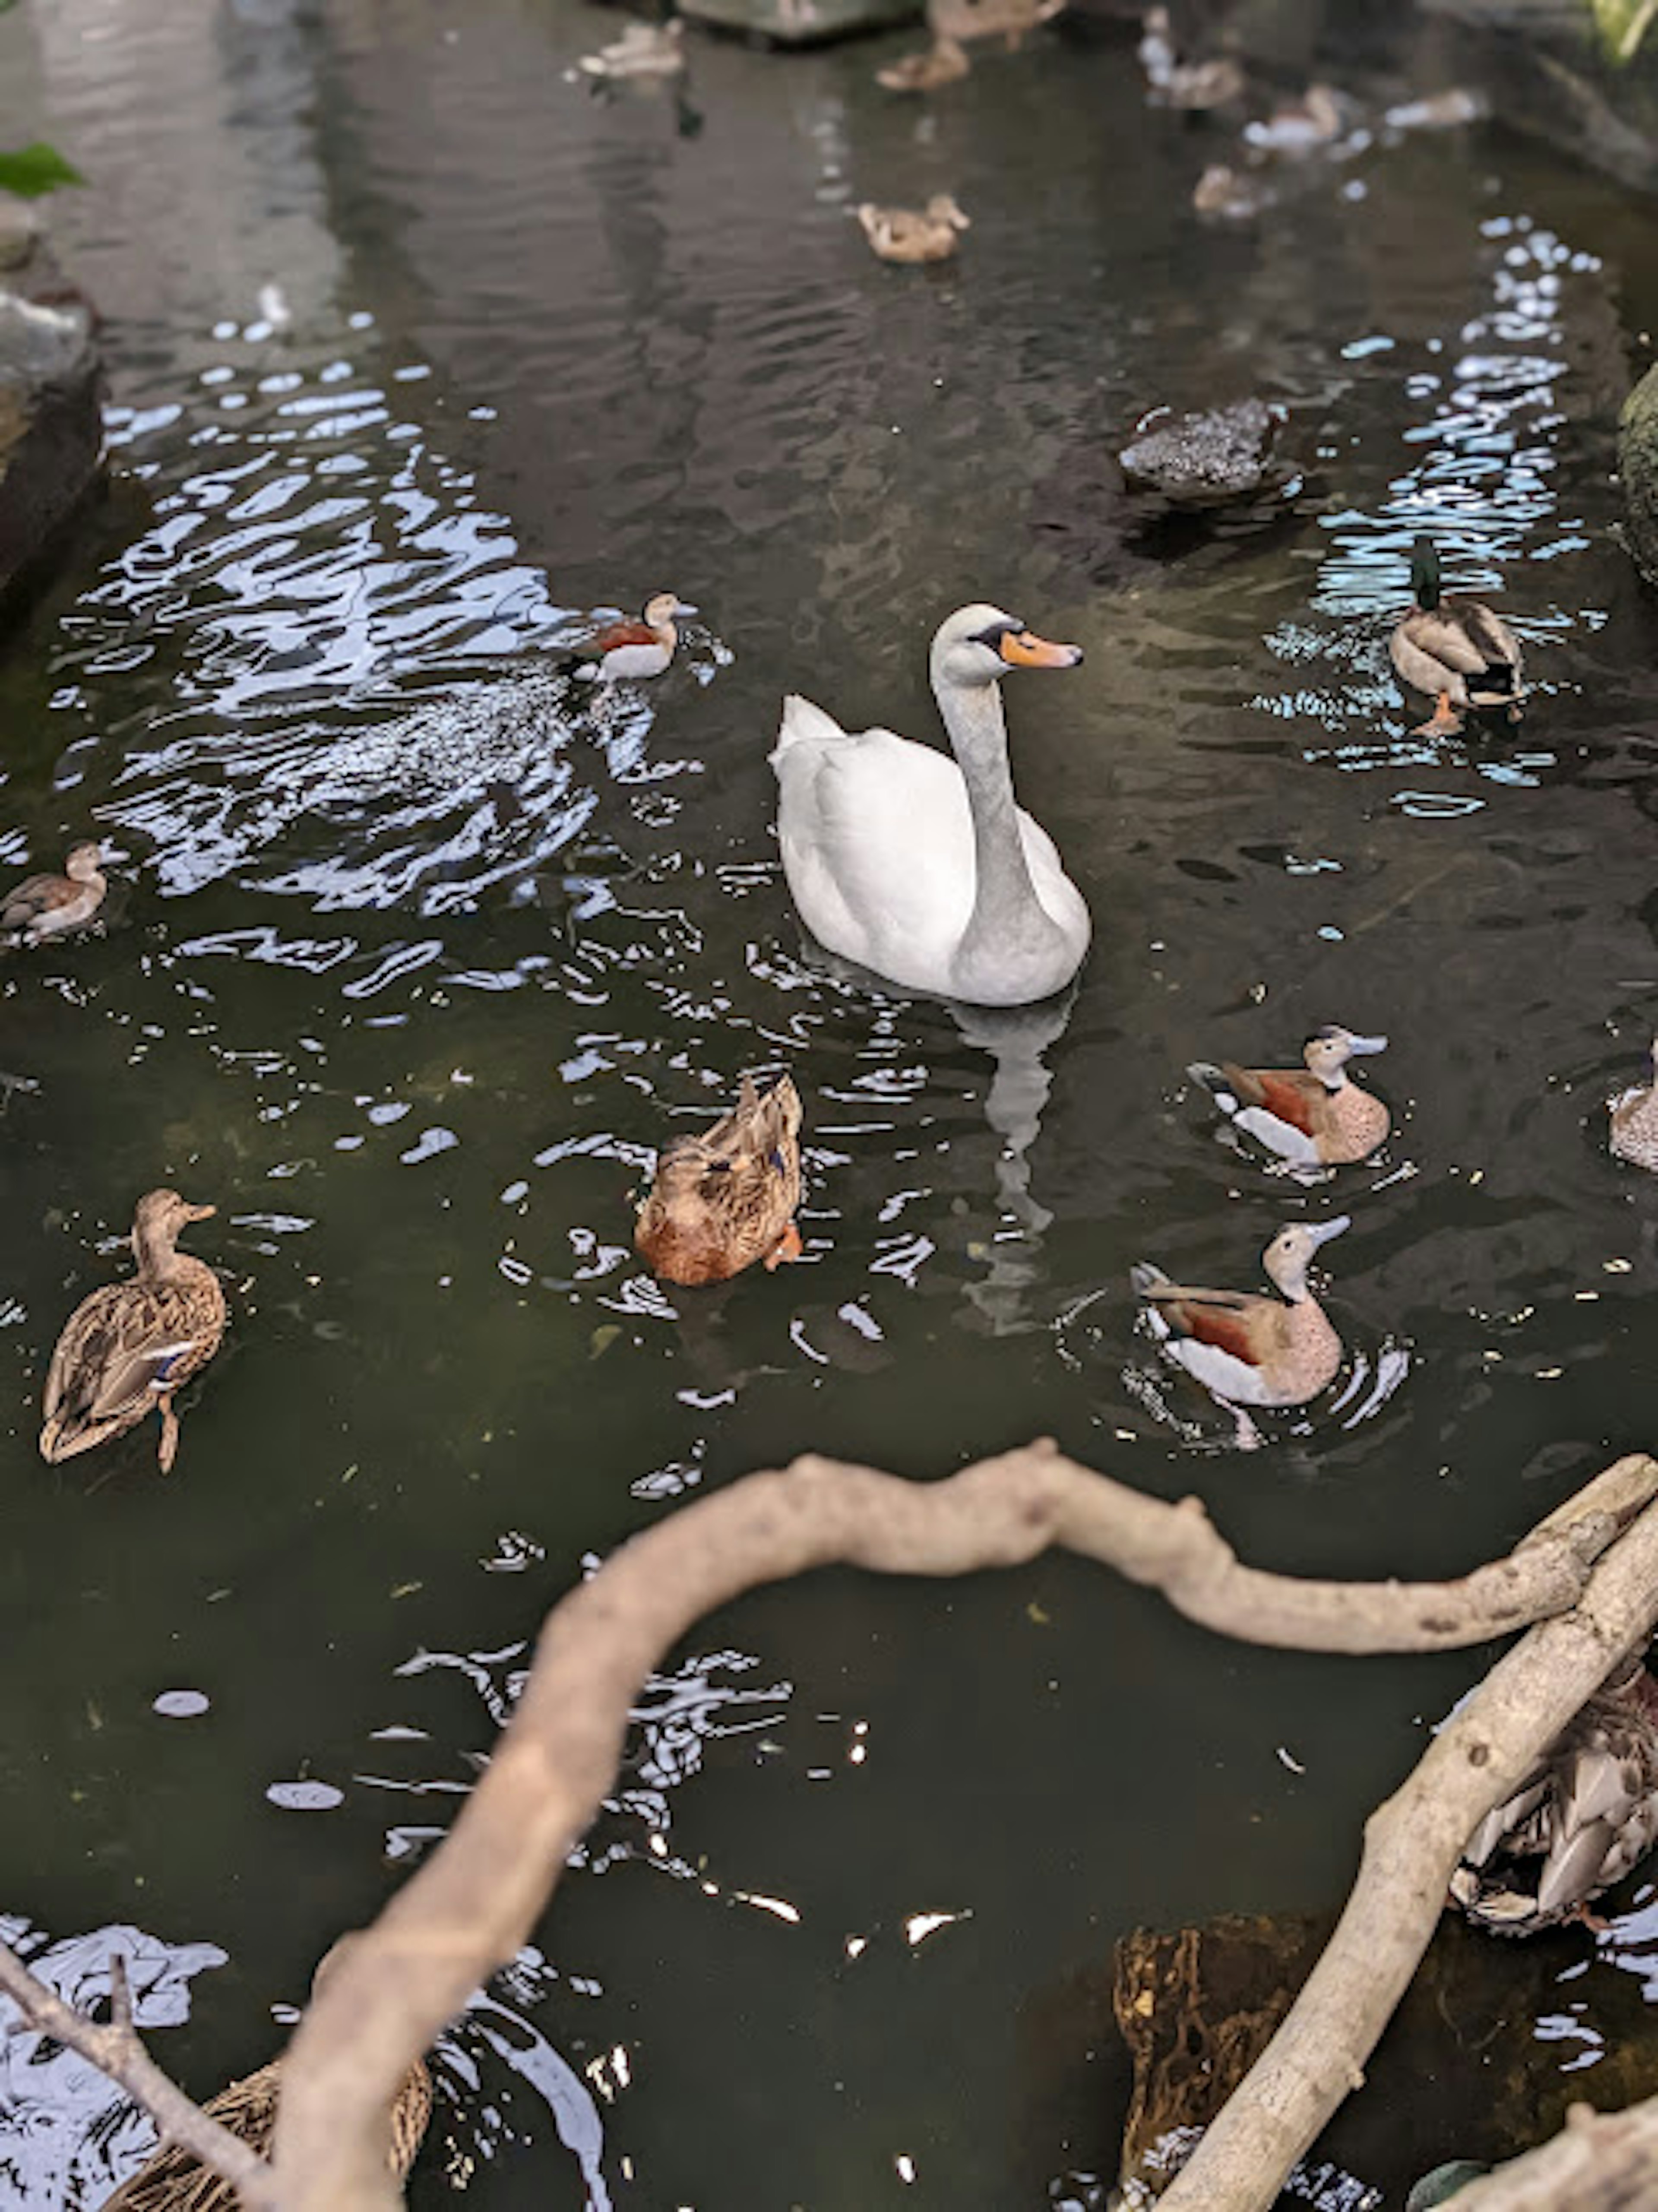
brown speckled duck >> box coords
[1132,1217,1350,1444]
[876,34,970,91]
[856,195,969,265]
[100,1945,433,2212]
[2,840,109,947]
[1189,1026,1390,1169]
[1450,1652,1658,1934]
[636,1075,804,1286]
[39,1189,227,1474]
[1610,1038,1658,1173]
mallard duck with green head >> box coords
[1389,534,1523,736]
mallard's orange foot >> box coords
[765,1222,804,1270]
[1412,690,1462,739]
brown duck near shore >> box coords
[636,1074,804,1285]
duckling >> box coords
[1611,1037,1658,1172]
[1192,162,1272,220]
[565,592,696,682]
[1189,1025,1390,1170]
[636,1075,804,1287]
[1,840,109,947]
[856,195,969,266]
[39,1188,227,1475]
[100,1945,432,2212]
[1450,1650,1658,1934]
[1243,81,1348,154]
[578,18,686,79]
[1132,1216,1350,1446]
[1390,533,1524,736]
[876,33,970,91]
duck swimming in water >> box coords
[1610,1037,1658,1173]
[39,1188,227,1474]
[635,1074,804,1286]
[1189,1025,1389,1169]
[566,592,696,682]
[772,603,1089,1006]
[1,841,109,947]
[1132,1216,1350,1445]
[855,195,970,265]
[1450,1650,1658,1934]
[1389,534,1523,737]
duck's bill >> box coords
[1346,1033,1388,1054]
[999,630,1083,670]
[183,1202,218,1221]
[1308,1214,1351,1245]
[672,600,699,617]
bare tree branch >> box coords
[269,1445,1658,2211]
[1159,1484,1658,2212]
[1458,2095,1658,2207]
[0,1935,274,2208]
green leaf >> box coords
[0,141,84,198]
[1593,0,1658,63]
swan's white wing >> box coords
[774,700,978,993]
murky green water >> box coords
[7,3,1658,2206]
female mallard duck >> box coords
[1450,1651,1658,1934]
[566,592,696,681]
[772,604,1089,1005]
[1389,534,1523,736]
[1610,1037,1658,1172]
[1131,1217,1350,1444]
[1189,1025,1389,1168]
[876,33,970,91]
[100,1947,432,2212]
[636,1074,804,1286]
[855,195,970,265]
[39,1189,227,1474]
[2,840,109,947]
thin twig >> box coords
[0,1934,274,2207]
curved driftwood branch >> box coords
[0,1939,274,2208]
[269,1445,1658,2210]
[1159,1478,1658,2212]
[1459,2094,1658,2207]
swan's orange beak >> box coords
[998,629,1083,670]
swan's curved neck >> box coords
[933,674,1046,948]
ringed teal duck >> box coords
[2,841,109,947]
[566,592,696,682]
[1389,534,1523,737]
[1450,1650,1658,1934]
[636,1074,804,1286]
[1190,1025,1389,1168]
[1610,1037,1658,1173]
[40,1189,227,1474]
[1132,1216,1349,1443]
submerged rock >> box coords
[0,198,103,614]
[1117,397,1288,510]
[1620,359,1658,589]
[678,0,919,44]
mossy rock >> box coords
[1620,359,1658,589]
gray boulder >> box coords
[1117,396,1287,510]
[0,199,103,613]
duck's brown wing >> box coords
[41,1280,221,1458]
[1,873,72,930]
[1219,1063,1320,1136]
[585,618,657,655]
[1395,608,1492,679]
[1139,1285,1279,1367]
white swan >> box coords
[770,603,1091,1006]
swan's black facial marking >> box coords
[970,617,1022,649]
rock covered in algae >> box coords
[1620,358,1658,589]
[1117,397,1287,509]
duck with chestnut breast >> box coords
[1610,1037,1658,1173]
[1132,1217,1350,1440]
[1189,1025,1389,1169]
[39,1189,227,1475]
[565,592,696,682]
[2,840,109,947]
[1390,534,1523,737]
[772,604,1089,1006]
[1450,1650,1658,1934]
[101,1943,433,2212]
[636,1074,804,1286]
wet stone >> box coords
[0,225,104,613]
[1117,397,1287,510]
[677,0,920,42]
[1620,358,1658,589]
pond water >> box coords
[6,1,1658,2206]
